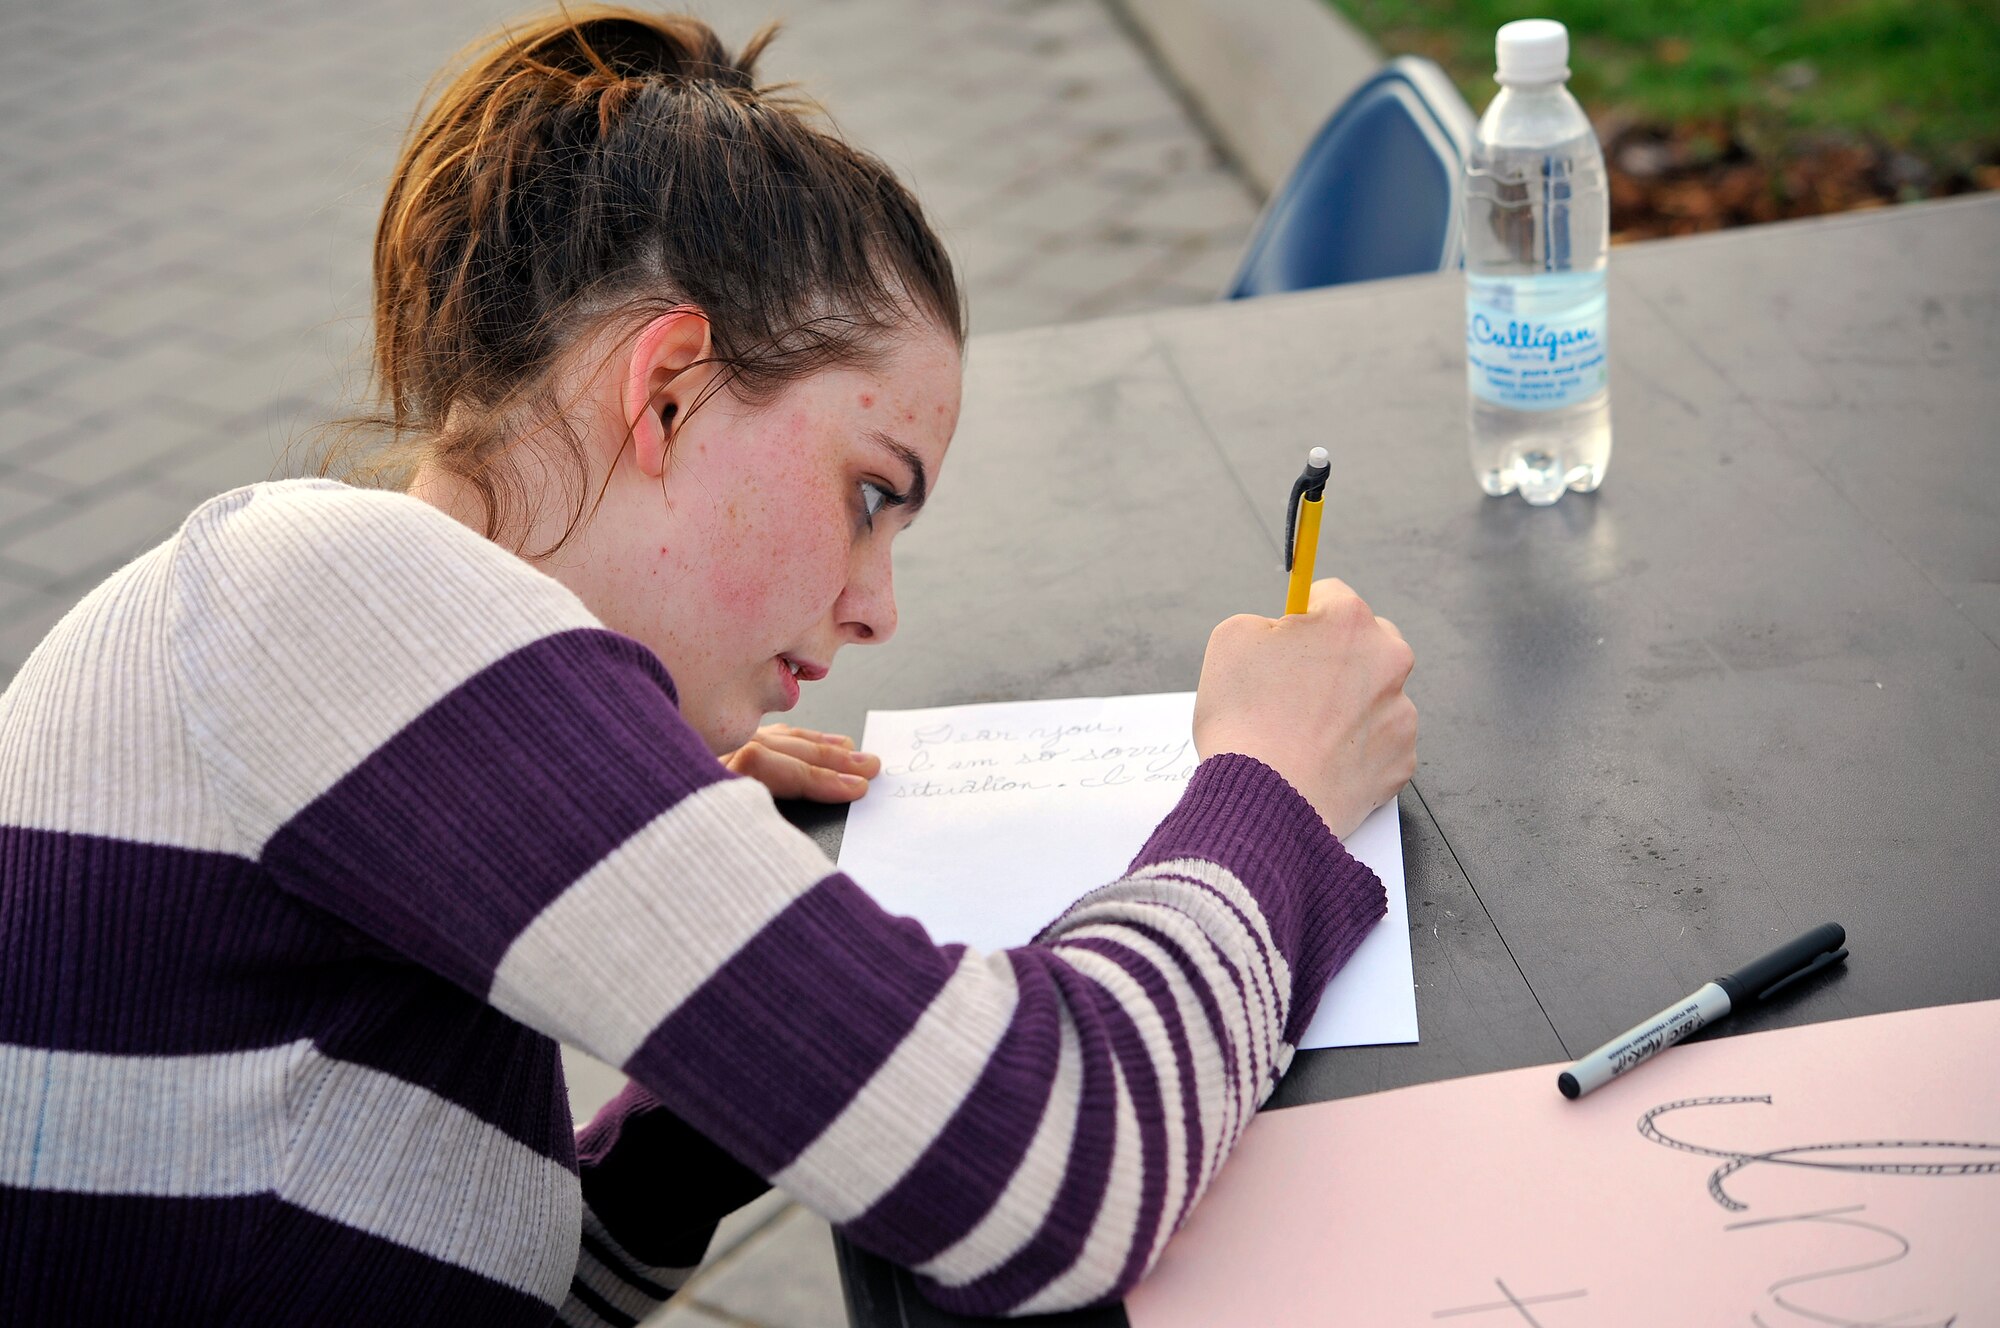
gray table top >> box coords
[776,194,2000,1328]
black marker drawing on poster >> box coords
[1640,1095,2000,1326]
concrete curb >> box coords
[1109,0,1381,200]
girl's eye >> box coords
[859,480,905,528]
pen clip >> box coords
[1284,473,1310,573]
[1755,948,1848,1003]
[1283,452,1331,573]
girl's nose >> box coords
[837,547,897,645]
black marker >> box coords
[1557,923,1848,1100]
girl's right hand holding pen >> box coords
[1192,577,1417,841]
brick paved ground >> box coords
[0,1,1258,1322]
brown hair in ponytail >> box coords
[340,5,964,555]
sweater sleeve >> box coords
[168,481,1386,1317]
[561,1085,771,1327]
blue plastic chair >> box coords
[1226,56,1477,298]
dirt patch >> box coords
[1602,118,2000,243]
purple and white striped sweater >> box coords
[0,479,1385,1324]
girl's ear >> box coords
[625,308,714,479]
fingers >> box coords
[1305,577,1360,614]
[724,728,880,803]
[1376,616,1416,683]
[763,724,855,750]
[1304,581,1413,670]
[726,741,873,802]
[753,729,881,778]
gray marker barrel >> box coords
[1557,981,1732,1099]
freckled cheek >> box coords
[701,560,764,612]
[698,490,850,631]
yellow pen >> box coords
[1284,446,1331,614]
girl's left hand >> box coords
[722,724,882,802]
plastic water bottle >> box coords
[1463,19,1611,505]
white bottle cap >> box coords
[1495,18,1570,85]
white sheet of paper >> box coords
[838,692,1416,1050]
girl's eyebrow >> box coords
[866,429,928,517]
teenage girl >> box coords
[0,8,1416,1324]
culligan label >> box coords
[1465,270,1608,411]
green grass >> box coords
[1325,0,2000,172]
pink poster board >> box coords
[1126,1000,2000,1326]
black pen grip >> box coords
[1717,922,1846,1006]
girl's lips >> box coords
[774,656,800,710]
